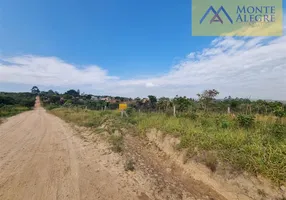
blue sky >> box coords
[0,0,213,77]
[0,0,286,99]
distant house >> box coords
[100,97,110,101]
[90,96,133,103]
[108,98,117,104]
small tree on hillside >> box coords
[49,95,61,104]
[47,90,55,96]
[65,89,79,97]
[31,86,40,94]
[157,97,172,112]
[197,89,219,112]
[273,106,285,123]
[148,95,157,110]
[134,97,142,110]
[148,95,157,104]
[173,96,191,112]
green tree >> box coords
[47,90,55,96]
[173,96,191,112]
[148,95,157,104]
[31,86,40,94]
[148,95,157,110]
[157,97,172,111]
[197,89,219,112]
[273,106,285,120]
[65,89,79,97]
[0,96,15,106]
[63,94,73,100]
[50,95,61,104]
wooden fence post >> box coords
[227,107,231,114]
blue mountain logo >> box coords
[200,6,233,24]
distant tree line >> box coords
[1,86,285,120]
[37,86,286,117]
[0,92,36,108]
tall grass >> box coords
[50,108,286,184]
[50,108,120,127]
[132,112,286,184]
[0,105,30,117]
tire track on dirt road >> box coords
[0,111,44,171]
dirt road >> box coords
[0,98,224,200]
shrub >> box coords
[124,159,135,171]
[123,117,137,125]
[99,110,112,116]
[83,121,100,127]
[215,115,231,129]
[221,120,230,129]
[20,99,35,108]
[269,123,286,139]
[63,103,73,108]
[125,107,135,116]
[0,105,29,117]
[204,154,218,172]
[109,135,124,153]
[179,112,198,120]
[237,114,255,128]
[165,108,175,117]
[189,112,199,120]
[273,107,285,118]
[200,118,213,128]
[45,104,60,110]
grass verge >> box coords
[0,105,30,118]
[109,134,124,153]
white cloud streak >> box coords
[1,34,286,99]
[0,55,118,86]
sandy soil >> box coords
[0,97,225,200]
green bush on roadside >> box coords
[237,114,255,128]
[45,104,60,110]
[0,105,30,117]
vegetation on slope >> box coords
[133,112,286,184]
[50,107,286,185]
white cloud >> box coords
[115,35,286,99]
[0,55,118,87]
[145,82,156,88]
[1,34,286,99]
